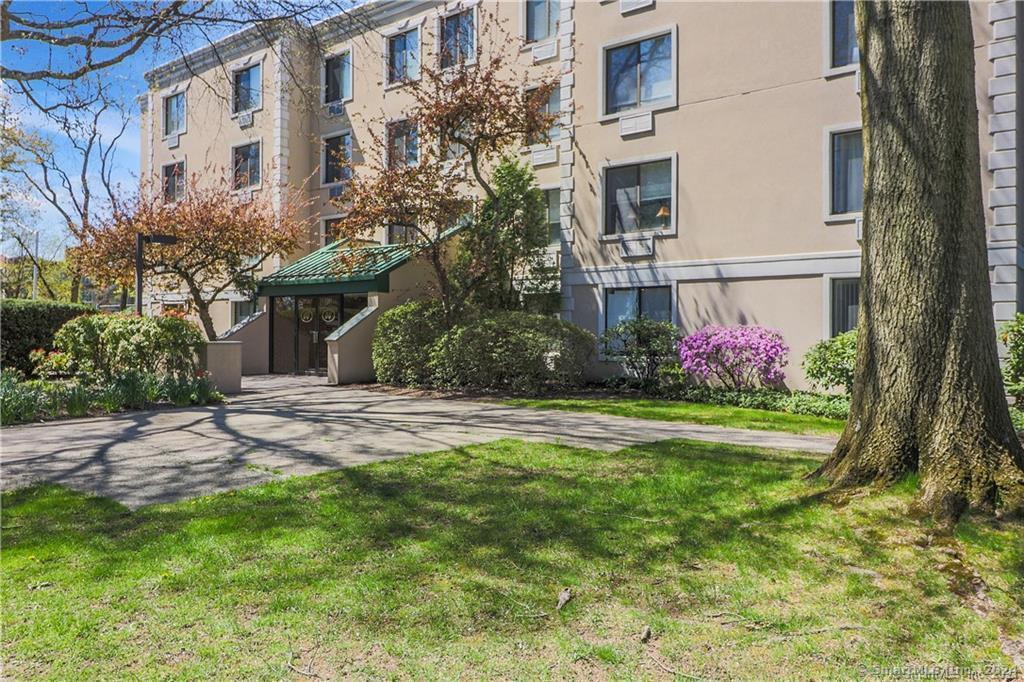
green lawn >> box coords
[3,439,1021,679]
[504,397,846,435]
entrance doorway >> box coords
[270,294,368,374]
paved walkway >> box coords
[0,375,836,508]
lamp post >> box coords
[135,233,178,316]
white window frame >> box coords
[436,1,480,71]
[598,151,678,241]
[520,0,559,47]
[541,183,562,251]
[598,25,678,123]
[385,117,419,168]
[230,57,265,117]
[230,298,258,326]
[230,138,263,191]
[161,89,187,139]
[595,281,678,360]
[822,0,859,78]
[323,46,354,105]
[522,82,561,153]
[382,18,426,90]
[321,129,353,187]
[821,271,860,339]
[823,122,863,224]
[161,159,187,204]
[321,213,343,247]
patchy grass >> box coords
[504,397,845,435]
[3,439,1021,679]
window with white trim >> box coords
[163,93,185,137]
[387,120,418,168]
[830,128,863,215]
[387,29,420,84]
[232,64,262,114]
[232,142,260,189]
[323,132,352,184]
[830,277,859,335]
[604,159,672,235]
[323,217,342,245]
[526,0,558,43]
[441,9,475,69]
[232,299,256,325]
[605,286,671,330]
[162,161,185,203]
[604,33,672,116]
[325,51,352,103]
[545,188,560,244]
[830,0,857,69]
[387,223,416,244]
[527,86,560,146]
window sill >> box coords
[599,227,675,242]
[823,64,858,79]
[597,100,677,124]
[231,106,263,118]
[162,132,185,141]
[824,212,861,225]
[384,78,419,92]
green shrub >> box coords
[1001,314,1024,404]
[0,299,95,375]
[600,318,680,392]
[108,371,154,410]
[59,381,95,418]
[803,330,857,394]
[430,312,595,393]
[0,369,46,424]
[190,373,223,406]
[372,300,448,386]
[48,313,204,382]
[159,375,195,407]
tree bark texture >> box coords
[813,1,1024,518]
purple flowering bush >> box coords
[677,325,789,390]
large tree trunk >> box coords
[812,1,1024,519]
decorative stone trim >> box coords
[987,0,1021,332]
[557,0,576,319]
[271,37,290,273]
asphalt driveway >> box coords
[0,375,836,508]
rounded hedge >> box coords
[0,299,95,376]
[42,313,205,381]
[429,311,595,393]
[372,300,447,387]
[802,329,857,394]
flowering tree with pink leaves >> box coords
[678,325,789,390]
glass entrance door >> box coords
[297,296,319,373]
[271,294,365,375]
[316,296,342,371]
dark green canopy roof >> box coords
[256,241,416,297]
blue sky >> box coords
[2,1,229,258]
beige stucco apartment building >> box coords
[140,0,1022,387]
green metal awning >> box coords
[256,241,416,297]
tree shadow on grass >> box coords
[1,438,1003,663]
